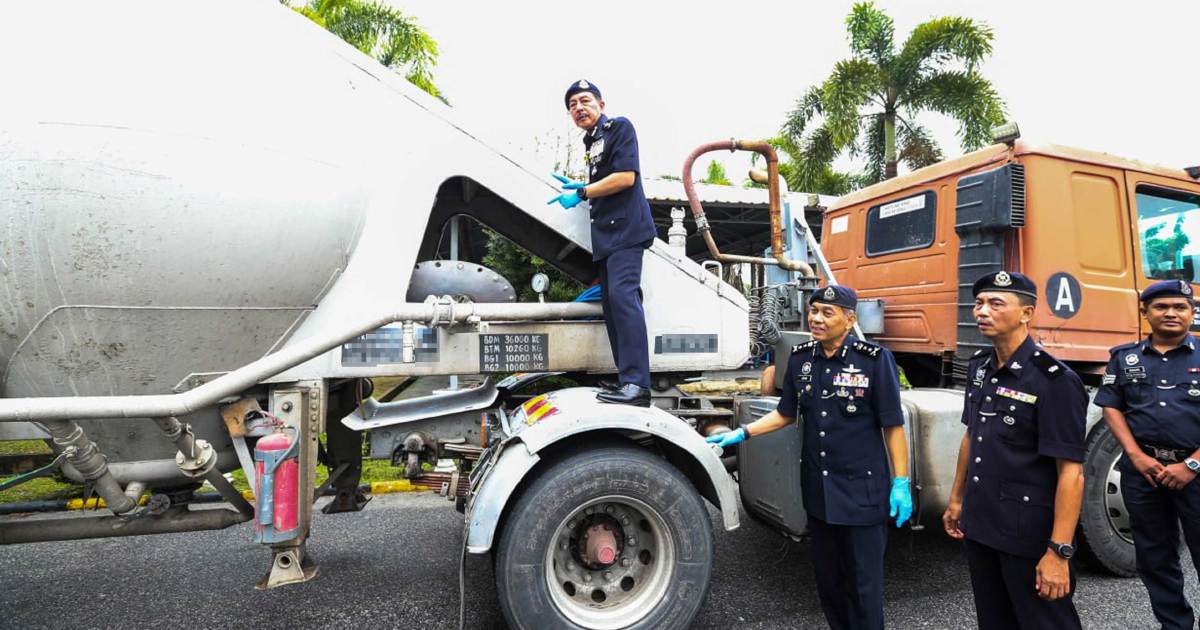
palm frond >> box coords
[782,86,824,140]
[893,16,994,89]
[904,70,1005,149]
[821,58,886,148]
[897,121,944,171]
[846,2,895,67]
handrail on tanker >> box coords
[0,301,603,423]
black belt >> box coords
[1140,443,1192,463]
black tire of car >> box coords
[494,443,714,630]
[1079,422,1137,576]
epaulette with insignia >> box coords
[851,340,881,358]
[603,119,614,129]
[791,340,818,354]
[1030,348,1067,379]
[1107,341,1139,355]
[972,349,986,357]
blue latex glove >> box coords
[552,173,586,190]
[704,427,747,448]
[890,476,913,527]
[547,191,582,209]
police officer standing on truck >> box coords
[1095,279,1200,630]
[707,285,912,630]
[942,271,1086,629]
[549,80,657,407]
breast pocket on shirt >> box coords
[996,399,1037,448]
[1123,380,1153,406]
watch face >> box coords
[1188,459,1200,472]
[1061,544,1074,559]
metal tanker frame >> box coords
[0,3,756,628]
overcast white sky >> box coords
[391,0,1199,185]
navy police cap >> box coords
[564,79,601,109]
[972,270,1038,300]
[1140,279,1194,303]
[809,285,857,309]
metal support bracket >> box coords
[256,543,317,590]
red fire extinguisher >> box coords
[254,429,301,543]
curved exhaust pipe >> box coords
[682,140,815,277]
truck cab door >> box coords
[1123,173,1200,334]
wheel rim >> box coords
[1104,453,1135,544]
[544,495,675,629]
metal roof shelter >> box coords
[641,178,835,261]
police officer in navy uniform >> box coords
[549,80,657,407]
[943,271,1086,630]
[707,285,913,630]
[1095,279,1200,630]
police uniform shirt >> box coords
[581,114,657,261]
[959,335,1087,558]
[776,336,904,526]
[1095,335,1200,451]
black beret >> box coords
[564,79,601,109]
[809,285,857,309]
[1140,279,1194,303]
[972,270,1037,300]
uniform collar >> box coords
[813,335,856,364]
[586,114,609,141]
[1140,335,1196,355]
[985,334,1037,376]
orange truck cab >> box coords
[821,139,1200,385]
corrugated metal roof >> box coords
[642,177,836,208]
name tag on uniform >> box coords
[1123,366,1147,379]
[996,387,1037,404]
[833,373,869,388]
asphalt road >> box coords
[0,491,1178,629]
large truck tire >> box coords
[495,443,714,630]
[1079,423,1137,576]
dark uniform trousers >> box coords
[959,336,1086,630]
[1121,467,1200,629]
[808,516,887,630]
[597,245,650,389]
[1096,335,1200,629]
[778,337,905,630]
[964,539,1079,630]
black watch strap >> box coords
[577,185,588,200]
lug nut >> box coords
[583,573,592,583]
[627,537,638,546]
[620,557,631,567]
[585,507,594,515]
[567,562,575,570]
[622,517,630,525]
[604,572,613,580]
[567,520,575,529]
[605,505,614,513]
[559,541,567,551]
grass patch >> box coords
[0,439,53,456]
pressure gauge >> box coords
[531,272,550,294]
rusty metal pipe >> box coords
[682,140,815,276]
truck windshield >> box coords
[1135,185,1200,283]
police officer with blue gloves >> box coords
[942,271,1086,630]
[550,79,657,407]
[1095,279,1200,630]
[708,285,911,630]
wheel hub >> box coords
[545,496,675,630]
[1104,456,1135,544]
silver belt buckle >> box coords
[1155,447,1178,462]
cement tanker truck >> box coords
[4,2,1192,629]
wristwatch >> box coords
[1186,458,1200,473]
[1048,540,1075,559]
[576,185,589,201]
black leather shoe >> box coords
[597,379,621,391]
[596,383,651,407]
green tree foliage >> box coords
[1142,218,1192,279]
[482,228,585,303]
[748,135,861,195]
[782,2,1005,186]
[286,0,445,102]
[700,161,732,186]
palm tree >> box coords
[783,2,1005,185]
[286,0,445,102]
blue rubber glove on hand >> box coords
[552,173,587,190]
[547,191,582,209]
[704,427,747,448]
[890,476,913,528]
